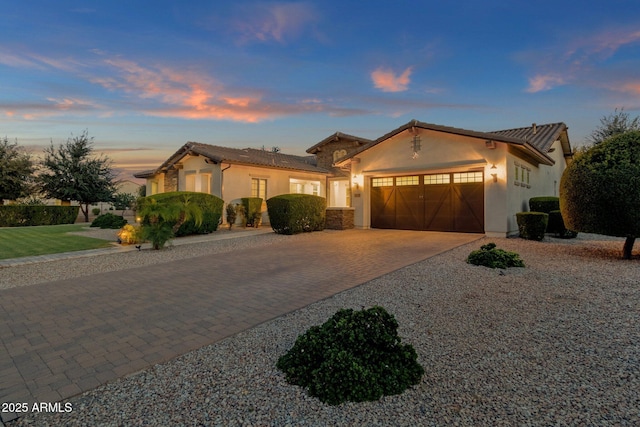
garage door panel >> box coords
[424,185,453,231]
[452,184,484,233]
[396,186,423,230]
[371,187,396,229]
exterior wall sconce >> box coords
[352,174,363,190]
[490,164,498,183]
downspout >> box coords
[220,163,231,202]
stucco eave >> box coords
[362,158,487,175]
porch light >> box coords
[490,164,498,183]
[352,174,364,190]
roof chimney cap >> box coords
[532,123,537,135]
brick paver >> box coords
[0,229,481,423]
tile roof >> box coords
[155,142,329,174]
[335,119,569,166]
[306,132,373,154]
[490,122,568,153]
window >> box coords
[290,178,321,196]
[453,172,483,183]
[372,177,393,187]
[424,174,451,185]
[252,178,267,199]
[514,161,531,188]
[396,176,419,186]
[185,173,196,191]
[200,173,211,194]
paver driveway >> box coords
[0,229,482,422]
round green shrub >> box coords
[90,213,127,229]
[466,242,525,268]
[560,131,640,242]
[276,306,424,405]
[516,212,548,241]
[267,194,326,235]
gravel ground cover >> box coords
[5,233,640,426]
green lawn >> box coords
[0,224,114,260]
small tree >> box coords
[588,108,640,145]
[0,137,34,204]
[560,131,640,259]
[112,193,136,216]
[38,130,118,222]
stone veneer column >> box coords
[325,207,355,230]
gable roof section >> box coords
[148,142,329,175]
[490,122,568,153]
[335,119,567,167]
[306,132,373,154]
[491,122,572,161]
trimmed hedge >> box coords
[529,196,560,213]
[0,205,79,227]
[276,306,424,405]
[267,194,326,235]
[91,213,127,229]
[548,210,578,238]
[516,212,548,241]
[529,196,577,238]
[138,191,224,236]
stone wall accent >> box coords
[325,207,355,230]
[164,169,178,192]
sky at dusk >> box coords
[2,1,640,181]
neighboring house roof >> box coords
[139,142,329,177]
[335,119,570,167]
[306,132,374,154]
[133,169,156,179]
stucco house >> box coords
[134,143,330,223]
[136,119,573,236]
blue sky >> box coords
[2,1,640,181]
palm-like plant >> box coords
[138,195,203,249]
[171,194,203,235]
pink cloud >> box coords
[371,67,413,92]
[233,2,319,44]
[523,27,640,93]
[526,74,566,93]
[568,29,640,62]
[2,97,103,120]
[2,49,365,123]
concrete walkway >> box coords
[0,229,482,423]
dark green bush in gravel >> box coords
[516,212,548,241]
[276,306,424,405]
[467,242,525,269]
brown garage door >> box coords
[370,172,484,232]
